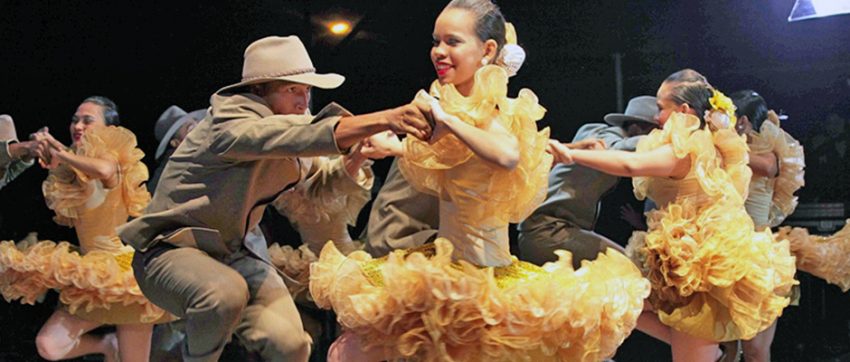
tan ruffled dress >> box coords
[746,115,850,292]
[267,156,373,298]
[745,114,805,229]
[0,126,171,324]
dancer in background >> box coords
[518,95,658,267]
[149,105,205,192]
[0,96,166,362]
[734,94,850,295]
[717,90,806,362]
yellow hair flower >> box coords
[709,89,737,128]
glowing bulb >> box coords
[329,21,351,35]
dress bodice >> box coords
[72,182,129,254]
[397,66,551,267]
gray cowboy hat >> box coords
[604,96,658,127]
[154,106,207,159]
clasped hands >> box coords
[361,91,455,159]
[25,128,70,169]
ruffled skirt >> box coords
[0,234,172,324]
[627,200,797,342]
[268,241,363,299]
[776,221,850,292]
[309,238,650,362]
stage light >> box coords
[789,0,850,22]
[329,21,351,36]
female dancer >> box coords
[722,90,805,361]
[266,148,374,341]
[548,70,798,362]
[310,1,650,361]
[0,96,168,361]
[268,154,373,295]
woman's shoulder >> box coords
[637,113,703,153]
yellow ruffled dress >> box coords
[627,113,797,342]
[310,66,651,362]
[0,126,171,324]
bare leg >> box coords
[327,331,391,362]
[35,309,116,361]
[742,321,777,362]
[117,323,153,362]
[634,302,671,345]
[671,329,720,362]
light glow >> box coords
[789,0,850,22]
[329,21,351,35]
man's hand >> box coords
[387,103,431,141]
[361,131,402,159]
[565,138,606,150]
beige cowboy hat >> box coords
[154,106,207,159]
[217,35,345,94]
[604,96,659,127]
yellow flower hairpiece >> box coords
[708,89,737,128]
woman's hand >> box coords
[427,100,454,144]
[30,128,66,169]
[565,138,607,150]
[361,131,403,159]
[547,139,574,165]
[43,133,71,170]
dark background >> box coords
[1,1,849,360]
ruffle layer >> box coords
[629,201,796,341]
[275,158,373,227]
[629,114,796,341]
[268,241,362,298]
[399,66,551,225]
[310,239,649,362]
[633,113,751,206]
[42,126,150,226]
[776,222,850,292]
[748,115,805,227]
[0,234,171,324]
